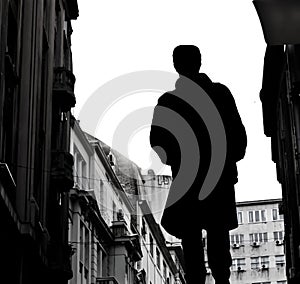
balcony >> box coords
[110,220,142,262]
[51,151,74,191]
[96,276,119,284]
[53,67,76,112]
[64,0,79,20]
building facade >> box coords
[69,120,142,284]
[0,0,78,283]
[139,200,183,284]
[204,199,286,284]
[69,123,185,284]
[259,44,300,284]
[104,144,185,284]
[141,169,171,224]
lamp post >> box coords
[253,0,300,45]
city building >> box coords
[140,170,185,284]
[0,0,78,283]
[139,200,185,284]
[204,198,286,284]
[106,146,185,284]
[258,44,300,284]
[141,169,171,224]
[69,120,142,284]
[68,122,185,284]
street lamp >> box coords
[253,0,300,45]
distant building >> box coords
[69,122,184,284]
[142,169,171,223]
[69,121,142,284]
[204,198,286,284]
[139,200,185,284]
[140,170,185,283]
[107,149,185,284]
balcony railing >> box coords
[53,67,76,111]
[51,150,74,191]
[96,276,119,284]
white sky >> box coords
[71,0,282,202]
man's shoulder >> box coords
[211,81,235,99]
[212,81,230,92]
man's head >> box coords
[173,45,201,77]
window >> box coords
[156,248,161,269]
[251,257,259,269]
[163,261,167,279]
[237,212,243,224]
[261,256,269,269]
[73,148,88,189]
[274,231,284,241]
[84,226,90,281]
[80,221,84,266]
[277,281,287,284]
[168,272,172,284]
[79,221,90,282]
[249,211,254,223]
[248,210,266,223]
[97,244,102,277]
[275,255,285,268]
[250,232,268,243]
[150,234,154,257]
[251,256,269,269]
[230,234,244,246]
[232,258,246,271]
[141,218,147,239]
[272,208,284,221]
[261,210,266,222]
[112,201,117,221]
[273,208,278,220]
[82,161,87,189]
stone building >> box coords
[69,120,142,284]
[204,198,286,284]
[139,200,185,284]
[70,131,185,284]
[0,0,78,283]
[106,147,185,284]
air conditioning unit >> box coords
[276,240,284,246]
[252,241,260,247]
[232,243,240,249]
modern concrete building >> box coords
[0,1,78,283]
[204,198,286,284]
[141,169,171,224]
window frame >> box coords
[248,210,267,223]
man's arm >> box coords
[214,83,247,162]
[150,94,180,166]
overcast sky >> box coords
[71,0,282,202]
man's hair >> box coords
[173,45,202,76]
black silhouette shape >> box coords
[150,45,247,284]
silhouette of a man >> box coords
[150,45,247,284]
